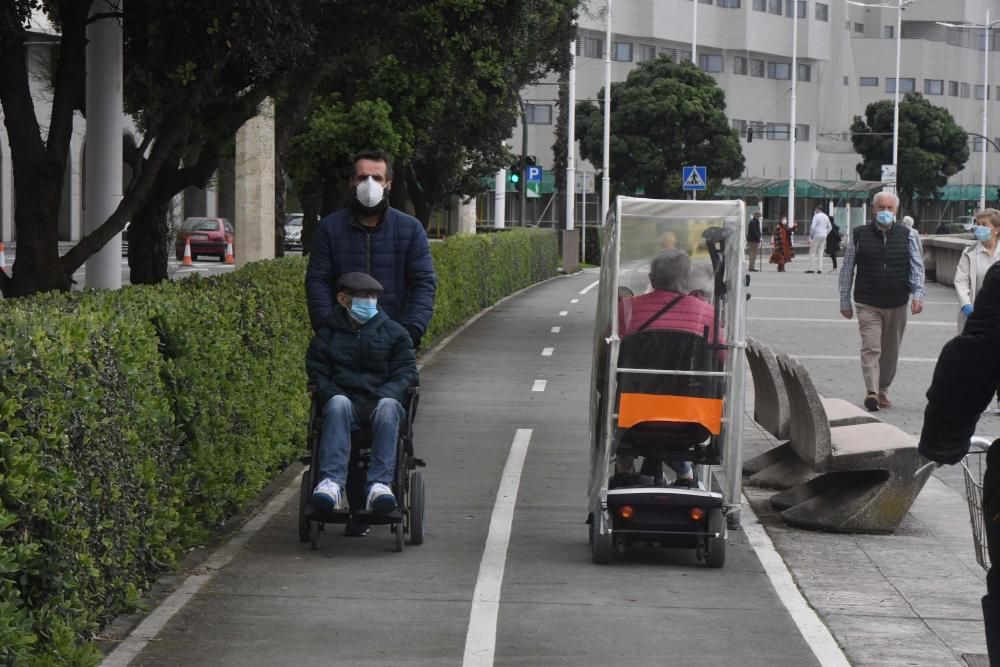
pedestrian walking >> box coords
[918,262,1000,665]
[955,208,1000,334]
[769,216,793,272]
[838,191,925,411]
[747,211,762,271]
[901,215,922,256]
[807,205,832,274]
[825,216,842,271]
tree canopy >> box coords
[851,92,969,206]
[575,55,745,199]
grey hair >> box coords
[649,249,691,292]
[872,191,899,209]
[976,208,1000,228]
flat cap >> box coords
[336,272,384,294]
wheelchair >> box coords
[297,384,425,552]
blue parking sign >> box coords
[526,166,543,182]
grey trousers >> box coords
[747,241,760,270]
[856,302,908,395]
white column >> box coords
[234,98,276,267]
[787,2,798,232]
[494,169,506,229]
[205,180,219,218]
[692,0,698,63]
[980,13,990,212]
[84,0,123,289]
[0,130,12,242]
[601,0,612,224]
[69,133,83,241]
[566,40,576,231]
[891,0,902,180]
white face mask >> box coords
[355,177,385,208]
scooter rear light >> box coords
[618,505,635,520]
[689,507,705,521]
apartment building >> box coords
[511,0,1000,225]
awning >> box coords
[715,178,885,200]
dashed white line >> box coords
[794,354,939,363]
[570,298,579,304]
[749,316,953,327]
[559,310,569,317]
[579,280,599,295]
[541,347,554,357]
[463,429,533,667]
[531,379,547,392]
[550,326,561,333]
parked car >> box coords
[284,213,303,251]
[955,215,976,231]
[175,217,234,261]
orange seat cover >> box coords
[617,392,723,434]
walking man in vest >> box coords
[838,191,925,411]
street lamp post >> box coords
[847,0,915,192]
[938,11,1000,211]
[601,0,612,224]
[788,0,799,231]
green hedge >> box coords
[0,228,557,664]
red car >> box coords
[175,217,234,262]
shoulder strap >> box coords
[636,293,689,333]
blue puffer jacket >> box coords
[305,207,437,333]
[305,307,418,414]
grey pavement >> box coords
[101,254,995,666]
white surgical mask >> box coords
[355,177,385,208]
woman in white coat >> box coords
[955,208,1000,333]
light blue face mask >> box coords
[975,225,993,242]
[875,210,895,227]
[349,297,378,323]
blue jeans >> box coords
[318,395,404,488]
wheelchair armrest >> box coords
[407,385,420,396]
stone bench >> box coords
[744,348,933,534]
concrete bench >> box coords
[744,351,932,534]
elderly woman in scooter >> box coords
[955,208,1000,334]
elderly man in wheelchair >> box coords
[305,272,418,514]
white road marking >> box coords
[740,497,852,667]
[559,310,568,317]
[794,354,939,363]
[570,298,579,304]
[541,347,554,357]
[531,379,547,392]
[463,429,533,667]
[550,326,561,333]
[579,280,599,295]
[101,483,299,666]
[749,316,953,327]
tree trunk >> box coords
[300,181,323,256]
[128,195,170,285]
[404,165,432,228]
[5,181,70,296]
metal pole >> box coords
[601,0,612,224]
[567,40,577,232]
[891,0,902,179]
[581,177,587,263]
[692,0,698,64]
[518,95,528,227]
[981,11,990,212]
[787,0,798,232]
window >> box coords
[718,0,741,6]
[882,25,894,39]
[843,75,849,85]
[768,62,791,80]
[699,54,723,73]
[973,136,986,153]
[768,0,782,15]
[636,44,657,62]
[785,0,794,17]
[753,0,766,10]
[750,58,766,77]
[795,124,810,141]
[924,79,944,95]
[815,2,829,21]
[766,123,791,140]
[859,76,879,87]
[661,47,691,63]
[797,1,807,18]
[961,82,971,98]
[949,80,960,97]
[734,55,749,75]
[885,77,914,93]
[854,22,864,33]
[583,37,602,58]
[732,119,748,134]
[525,104,552,125]
[612,42,632,62]
[797,63,811,82]
[976,84,991,100]
[698,0,713,3]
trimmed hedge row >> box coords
[0,228,557,664]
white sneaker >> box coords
[311,478,345,512]
[366,482,396,514]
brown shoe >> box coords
[878,393,893,409]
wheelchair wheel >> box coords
[309,519,320,551]
[409,471,425,545]
[590,511,613,564]
[393,523,404,552]
[298,470,311,544]
[705,536,726,568]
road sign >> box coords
[526,166,543,182]
[526,181,541,198]
[574,171,595,192]
[682,166,707,191]
[881,164,897,182]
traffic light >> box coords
[525,155,537,166]
[508,155,522,192]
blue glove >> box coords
[961,304,974,317]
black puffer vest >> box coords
[852,222,912,308]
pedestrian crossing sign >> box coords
[682,166,707,191]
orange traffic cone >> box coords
[224,241,235,264]
[182,238,193,266]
